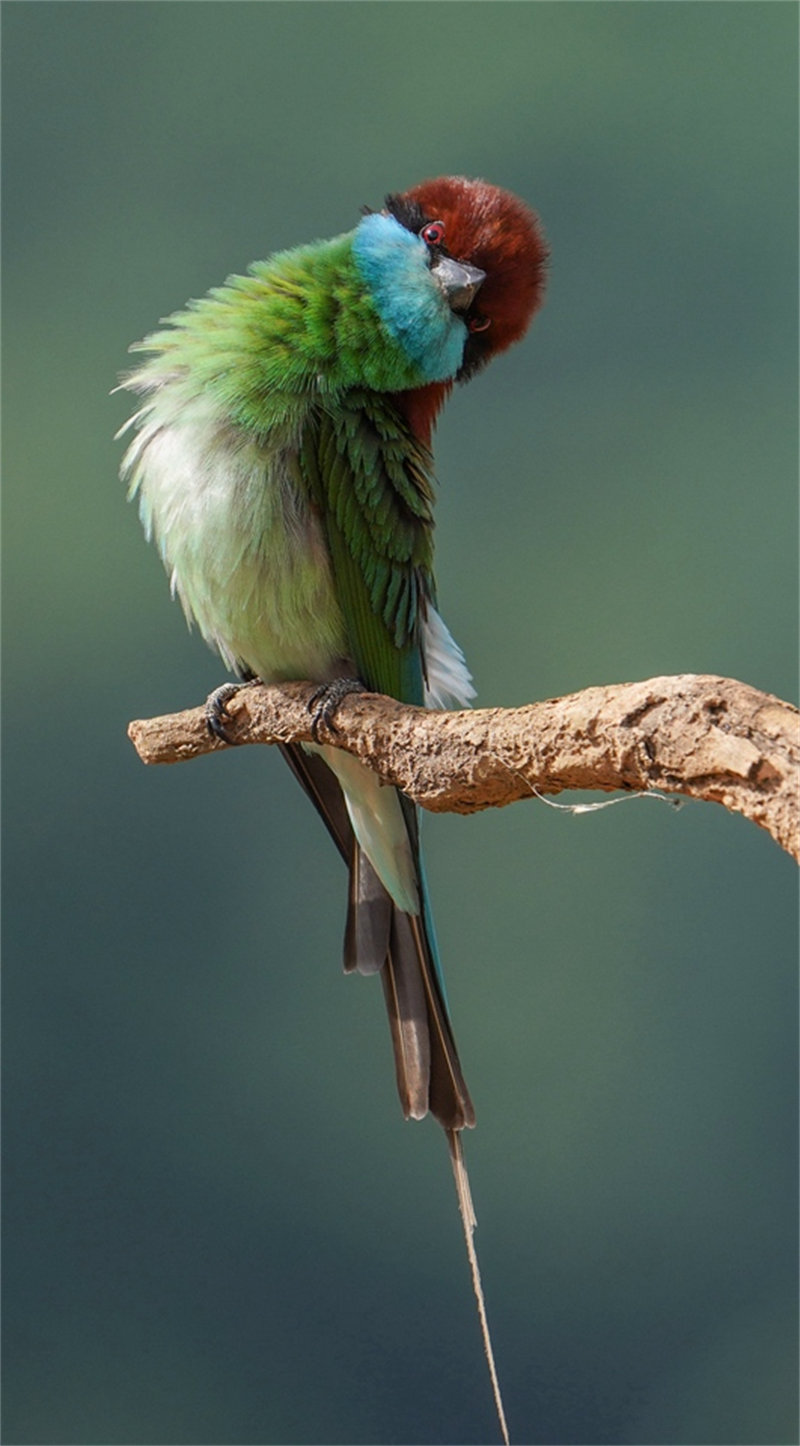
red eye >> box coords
[468,315,491,333]
[420,220,445,246]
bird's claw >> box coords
[308,677,364,742]
[205,682,244,744]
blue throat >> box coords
[352,213,467,384]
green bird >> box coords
[120,175,546,1442]
[120,175,545,1133]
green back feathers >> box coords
[128,232,430,434]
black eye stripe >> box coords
[384,193,428,235]
[384,196,453,272]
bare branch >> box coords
[128,674,799,861]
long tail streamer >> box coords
[447,1130,510,1445]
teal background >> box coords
[3,4,797,1444]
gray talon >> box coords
[205,682,243,744]
[308,677,364,742]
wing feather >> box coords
[298,393,435,702]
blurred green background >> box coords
[3,4,797,1444]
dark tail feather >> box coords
[344,845,392,976]
[279,743,475,1131]
[279,742,351,860]
[280,746,392,974]
[386,909,475,1129]
[381,911,431,1120]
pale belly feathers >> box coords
[124,400,348,683]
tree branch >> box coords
[128,674,799,861]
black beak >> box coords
[430,255,486,314]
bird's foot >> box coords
[308,677,364,742]
[205,682,245,745]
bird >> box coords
[119,175,546,1440]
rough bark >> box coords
[128,674,799,861]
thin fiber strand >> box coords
[447,1129,510,1445]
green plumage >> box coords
[299,393,436,704]
[132,232,430,435]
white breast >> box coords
[120,393,347,682]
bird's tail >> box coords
[281,743,508,1441]
[280,742,475,1131]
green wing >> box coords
[295,394,475,1130]
[298,390,437,705]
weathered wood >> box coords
[128,674,800,861]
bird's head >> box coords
[386,175,547,381]
[365,175,547,441]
